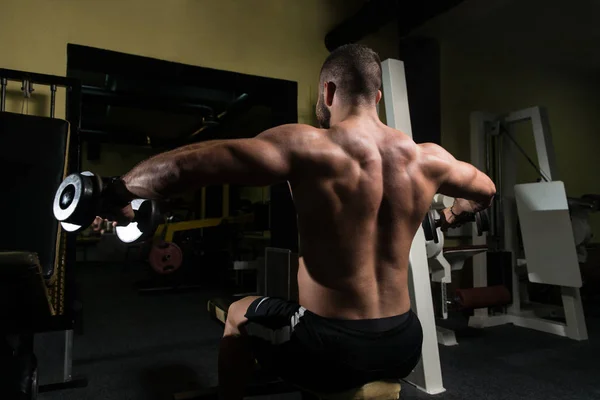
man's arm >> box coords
[120,124,322,200]
[420,143,496,215]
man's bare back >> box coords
[291,117,494,320]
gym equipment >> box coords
[1,69,87,399]
[0,252,88,399]
[455,285,511,310]
[421,202,490,346]
[422,211,438,243]
[114,198,162,244]
[53,172,162,242]
[421,209,490,244]
[470,107,588,341]
[54,171,103,233]
[149,242,183,275]
[136,183,259,294]
[146,215,183,275]
[153,212,254,243]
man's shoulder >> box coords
[417,142,453,163]
[258,124,328,143]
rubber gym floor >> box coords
[38,262,600,400]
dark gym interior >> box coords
[2,0,600,399]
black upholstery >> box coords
[0,112,69,280]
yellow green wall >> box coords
[0,0,398,176]
[438,46,600,239]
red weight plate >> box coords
[149,241,183,275]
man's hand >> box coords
[438,198,478,231]
[439,207,468,231]
[91,217,113,234]
[91,204,135,233]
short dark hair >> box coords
[319,44,382,104]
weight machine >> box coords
[0,68,86,399]
[379,62,591,397]
[467,107,588,341]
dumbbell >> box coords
[53,171,162,243]
[422,208,490,244]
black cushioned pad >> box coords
[0,251,53,333]
[0,112,69,281]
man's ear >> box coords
[376,90,382,104]
[324,81,336,107]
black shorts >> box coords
[244,297,423,393]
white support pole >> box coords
[381,59,413,136]
[63,330,73,381]
[561,287,588,340]
[500,127,521,315]
[469,112,493,324]
[382,58,444,395]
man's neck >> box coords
[331,104,380,126]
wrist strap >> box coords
[103,177,131,208]
[450,205,460,217]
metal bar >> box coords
[155,214,254,243]
[39,378,88,393]
[64,75,83,336]
[63,330,73,381]
[82,85,214,115]
[561,286,588,340]
[0,68,78,88]
[530,107,558,181]
[222,184,230,218]
[501,126,520,315]
[496,133,504,245]
[50,84,57,118]
[469,112,496,322]
[1,77,7,111]
[201,188,206,219]
[503,107,537,124]
[79,129,149,146]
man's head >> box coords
[316,44,382,128]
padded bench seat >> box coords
[302,381,401,400]
[174,380,401,400]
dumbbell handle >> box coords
[433,211,477,227]
[101,201,149,226]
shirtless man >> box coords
[96,44,495,399]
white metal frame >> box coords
[469,107,588,341]
[381,59,445,395]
